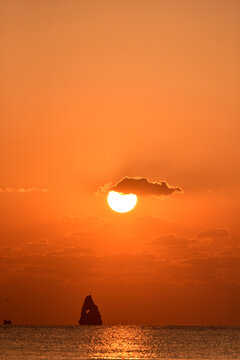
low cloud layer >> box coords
[0,216,239,325]
[110,177,182,196]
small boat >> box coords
[3,320,12,325]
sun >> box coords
[107,191,137,213]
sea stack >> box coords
[79,295,102,325]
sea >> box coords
[0,325,239,360]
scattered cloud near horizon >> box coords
[98,177,182,196]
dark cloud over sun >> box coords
[109,177,182,196]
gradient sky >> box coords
[1,0,240,325]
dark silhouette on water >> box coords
[3,320,11,325]
[79,295,102,325]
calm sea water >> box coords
[0,325,239,360]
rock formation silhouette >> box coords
[79,295,102,325]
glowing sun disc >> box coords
[107,191,137,213]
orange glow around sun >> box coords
[107,191,137,213]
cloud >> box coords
[183,255,240,269]
[96,182,112,195]
[1,187,48,193]
[48,246,95,256]
[152,235,190,248]
[100,177,182,196]
[61,216,82,221]
[197,229,229,238]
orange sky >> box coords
[1,0,240,325]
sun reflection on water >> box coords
[90,325,153,359]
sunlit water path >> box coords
[0,325,239,359]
